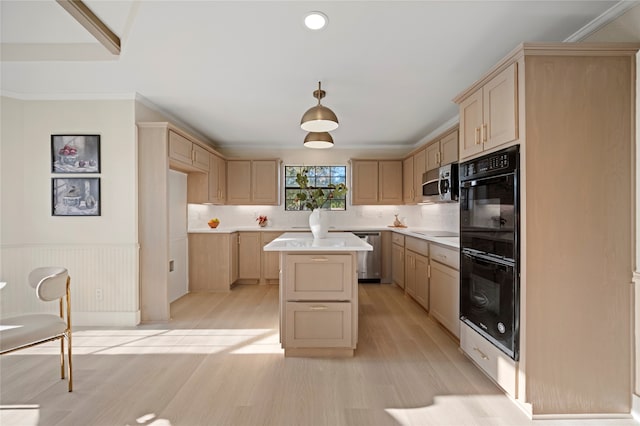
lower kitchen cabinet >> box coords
[429,243,460,337]
[188,232,238,292]
[405,236,429,310]
[391,240,405,289]
[238,232,261,281]
[261,232,282,284]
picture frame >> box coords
[51,134,100,173]
[52,177,101,216]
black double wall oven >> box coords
[459,145,520,360]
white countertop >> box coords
[189,226,459,249]
[263,232,373,252]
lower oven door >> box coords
[460,249,519,360]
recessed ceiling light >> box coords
[304,12,328,30]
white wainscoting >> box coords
[0,243,140,326]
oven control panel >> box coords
[461,145,519,180]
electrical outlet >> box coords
[96,288,103,301]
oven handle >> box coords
[461,173,514,188]
[462,249,514,267]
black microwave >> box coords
[422,163,458,203]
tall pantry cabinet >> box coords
[453,43,639,417]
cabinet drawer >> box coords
[430,244,459,270]
[391,233,405,246]
[460,322,517,396]
[284,254,354,301]
[285,302,352,348]
[405,236,429,256]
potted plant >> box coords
[293,169,348,238]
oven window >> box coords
[461,175,515,231]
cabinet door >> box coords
[238,232,261,279]
[285,302,352,348]
[188,233,233,292]
[352,160,379,205]
[192,144,210,172]
[425,141,441,172]
[168,131,193,166]
[430,261,460,338]
[412,149,426,203]
[391,243,405,289]
[403,156,414,203]
[209,154,226,204]
[405,251,416,297]
[230,232,239,284]
[483,62,518,151]
[252,160,279,205]
[459,89,484,160]
[414,253,429,310]
[261,232,282,281]
[187,171,209,204]
[439,130,459,166]
[284,254,354,301]
[226,160,252,204]
[378,160,403,204]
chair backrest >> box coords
[28,267,68,302]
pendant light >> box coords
[303,132,334,149]
[300,81,339,132]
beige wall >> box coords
[0,96,140,325]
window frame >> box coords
[284,165,347,211]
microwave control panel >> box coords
[461,145,519,180]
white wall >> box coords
[188,146,459,233]
[0,96,139,325]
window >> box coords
[284,166,347,211]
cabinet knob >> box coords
[482,123,488,142]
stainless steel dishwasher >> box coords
[352,231,381,283]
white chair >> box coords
[0,267,72,392]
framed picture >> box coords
[52,177,101,216]
[51,134,100,173]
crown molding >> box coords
[0,90,135,101]
[564,0,640,42]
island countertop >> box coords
[263,232,373,252]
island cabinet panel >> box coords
[285,302,352,348]
[284,254,352,300]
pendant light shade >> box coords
[303,132,334,149]
[300,82,339,132]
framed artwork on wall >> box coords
[51,134,100,173]
[52,177,101,216]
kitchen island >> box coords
[263,232,372,357]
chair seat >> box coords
[0,314,67,353]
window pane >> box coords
[284,165,347,211]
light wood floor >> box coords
[1,284,638,426]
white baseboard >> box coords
[533,412,632,420]
[73,310,140,327]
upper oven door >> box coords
[460,173,517,258]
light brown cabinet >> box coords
[402,156,414,203]
[425,130,459,171]
[238,232,261,280]
[168,130,209,172]
[209,153,226,204]
[188,232,238,292]
[458,63,517,160]
[227,159,279,205]
[281,252,358,356]
[351,159,403,205]
[261,232,282,283]
[428,244,460,338]
[404,236,429,310]
[391,233,405,289]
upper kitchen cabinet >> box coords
[425,129,459,171]
[209,153,226,204]
[456,63,518,160]
[226,159,280,205]
[402,156,414,203]
[402,148,426,205]
[168,130,210,172]
[351,160,403,205]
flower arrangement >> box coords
[293,169,348,210]
[256,215,268,227]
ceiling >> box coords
[0,1,634,151]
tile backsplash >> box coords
[188,203,459,232]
